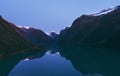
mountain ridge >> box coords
[1,5,120,49]
[0,16,44,57]
[57,5,120,49]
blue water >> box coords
[0,47,119,76]
[8,52,82,76]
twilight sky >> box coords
[0,0,120,33]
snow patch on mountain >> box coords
[17,26,31,29]
[90,8,114,16]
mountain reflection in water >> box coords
[57,47,120,76]
[9,51,82,76]
[0,47,120,76]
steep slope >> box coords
[16,27,53,48]
[58,6,120,48]
[5,19,53,48]
[0,16,43,56]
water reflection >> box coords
[0,49,46,76]
[56,47,120,76]
[9,52,82,76]
[0,47,120,76]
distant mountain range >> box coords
[57,5,120,49]
[0,5,120,53]
[1,5,120,76]
[14,25,53,48]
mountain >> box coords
[6,19,53,48]
[58,5,120,49]
[16,26,53,48]
[0,16,43,56]
[50,32,59,39]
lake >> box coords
[8,52,82,76]
[0,47,120,76]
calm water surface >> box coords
[8,51,82,76]
[0,47,120,76]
